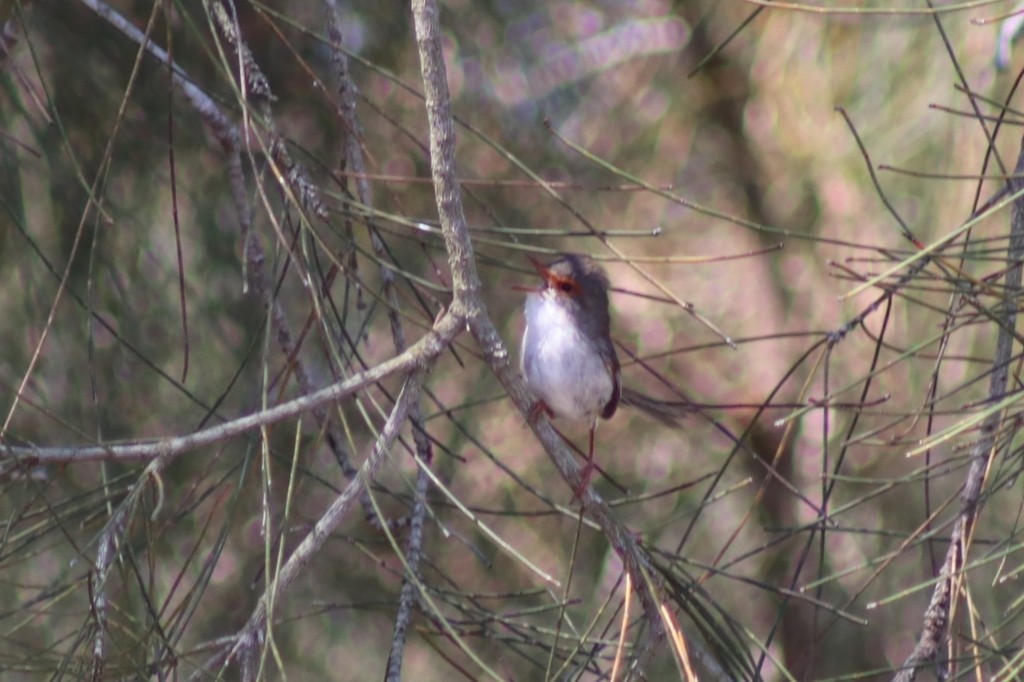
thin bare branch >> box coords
[893,133,1024,682]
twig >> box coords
[89,501,130,681]
[892,134,1024,682]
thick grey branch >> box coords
[408,0,735,677]
[0,312,459,464]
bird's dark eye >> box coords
[559,281,574,293]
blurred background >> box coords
[1,0,1022,678]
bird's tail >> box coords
[619,388,692,428]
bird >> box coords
[518,253,687,495]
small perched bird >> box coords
[518,253,688,494]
